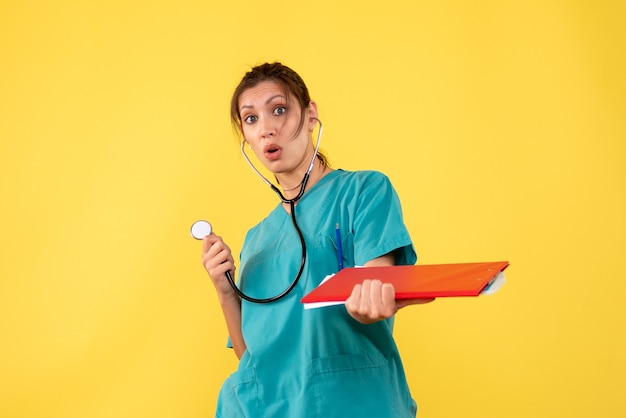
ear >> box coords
[307,101,319,132]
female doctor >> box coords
[201,62,432,417]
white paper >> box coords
[303,274,343,310]
[481,271,506,295]
[303,300,345,310]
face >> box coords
[238,81,317,176]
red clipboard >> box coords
[301,261,509,304]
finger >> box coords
[345,283,362,313]
[369,280,383,303]
[358,280,372,316]
[381,283,397,314]
[381,283,396,310]
[201,235,233,274]
[368,280,383,318]
[201,233,217,254]
[203,235,232,261]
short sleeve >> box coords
[352,172,417,266]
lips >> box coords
[263,143,282,161]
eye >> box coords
[243,114,258,124]
[273,106,287,116]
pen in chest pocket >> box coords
[335,223,344,271]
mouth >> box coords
[263,143,282,161]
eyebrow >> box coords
[239,94,287,112]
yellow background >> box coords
[1,1,624,417]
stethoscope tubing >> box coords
[224,199,307,303]
[230,118,323,303]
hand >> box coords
[201,233,237,300]
[345,279,435,324]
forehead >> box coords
[238,81,290,110]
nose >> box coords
[260,117,276,139]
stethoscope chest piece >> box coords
[190,220,212,240]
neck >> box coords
[278,158,330,201]
[281,182,303,193]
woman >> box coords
[201,62,432,417]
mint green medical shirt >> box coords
[215,170,418,418]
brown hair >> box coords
[230,62,329,167]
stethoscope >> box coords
[190,118,323,303]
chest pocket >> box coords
[309,230,355,270]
